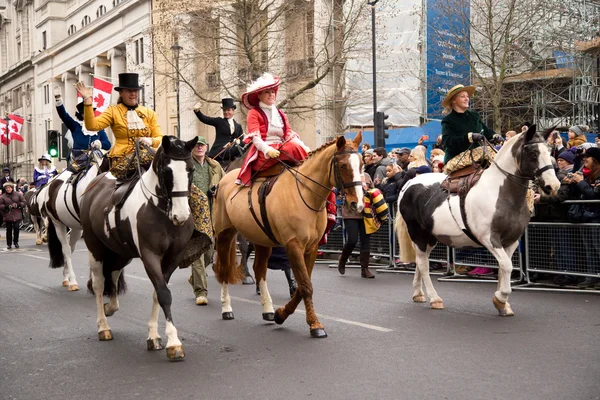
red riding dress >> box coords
[236,104,308,185]
[236,103,337,244]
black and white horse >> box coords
[24,189,48,246]
[396,126,560,316]
[38,148,107,291]
[80,136,198,361]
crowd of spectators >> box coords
[337,125,600,289]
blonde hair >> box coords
[407,148,427,169]
[430,148,445,159]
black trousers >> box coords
[5,221,19,246]
[342,218,371,253]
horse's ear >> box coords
[161,135,171,151]
[541,125,557,141]
[336,135,346,150]
[353,131,363,147]
[525,124,537,143]
[185,136,199,152]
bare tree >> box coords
[150,0,369,120]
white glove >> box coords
[266,149,280,159]
[193,102,202,111]
[139,137,153,146]
[53,86,62,99]
[233,138,241,145]
[91,140,101,150]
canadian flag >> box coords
[0,120,8,146]
[7,114,25,142]
[92,77,113,117]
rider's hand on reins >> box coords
[469,132,485,143]
[138,137,153,146]
[267,149,280,158]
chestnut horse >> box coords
[212,132,364,338]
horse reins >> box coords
[491,139,554,189]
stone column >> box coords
[61,71,78,111]
[90,56,110,82]
[107,47,125,106]
[75,64,93,85]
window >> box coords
[44,85,50,105]
[13,87,23,109]
[82,16,91,27]
[134,37,144,65]
[206,72,220,89]
[68,25,77,36]
[97,5,107,17]
[112,0,123,7]
[42,31,47,50]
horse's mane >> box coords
[297,137,340,167]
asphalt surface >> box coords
[1,233,599,400]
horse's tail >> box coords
[86,269,127,297]
[46,219,65,269]
[213,248,246,285]
[395,207,416,263]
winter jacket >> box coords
[0,190,25,222]
[34,166,57,188]
[566,134,587,149]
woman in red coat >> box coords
[236,73,310,185]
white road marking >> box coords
[3,274,56,293]
[22,254,50,261]
[231,296,394,333]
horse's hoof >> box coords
[493,297,515,317]
[430,300,445,310]
[274,309,286,325]
[310,328,328,338]
[412,295,426,303]
[222,312,234,320]
[62,280,69,287]
[36,239,43,245]
[262,312,275,322]
[166,345,185,361]
[147,338,163,351]
[98,330,113,341]
[242,275,255,285]
[67,284,79,292]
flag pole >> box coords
[5,115,9,169]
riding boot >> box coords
[338,247,353,275]
[360,252,375,279]
[284,268,298,298]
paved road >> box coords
[1,234,599,400]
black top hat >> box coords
[114,73,143,91]
[221,98,236,110]
[583,147,600,164]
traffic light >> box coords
[374,111,389,148]
[47,130,59,158]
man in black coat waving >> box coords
[193,98,244,165]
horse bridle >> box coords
[330,150,363,195]
[136,141,192,216]
[492,139,554,188]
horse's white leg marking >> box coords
[348,153,364,212]
[65,228,82,290]
[221,282,233,313]
[165,320,182,349]
[89,252,111,337]
[259,278,274,314]
[415,245,442,307]
[488,243,517,304]
[166,160,191,225]
[104,270,121,316]
[412,258,425,302]
[147,291,162,346]
[53,221,79,290]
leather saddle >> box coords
[112,177,140,210]
[441,164,484,196]
[248,167,285,246]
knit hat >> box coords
[557,151,575,164]
[569,125,589,137]
[415,165,432,174]
[364,149,374,156]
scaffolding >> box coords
[478,0,600,133]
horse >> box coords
[395,125,560,316]
[37,148,107,291]
[24,190,47,245]
[212,132,364,338]
[80,136,198,361]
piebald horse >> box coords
[213,133,364,338]
[24,189,47,246]
[80,136,198,360]
[396,125,560,316]
[39,148,107,291]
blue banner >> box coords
[426,0,471,119]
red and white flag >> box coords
[92,77,113,117]
[7,114,25,142]
[0,120,8,146]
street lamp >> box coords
[170,42,183,139]
[367,0,379,135]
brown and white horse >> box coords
[212,133,364,338]
[80,136,198,360]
